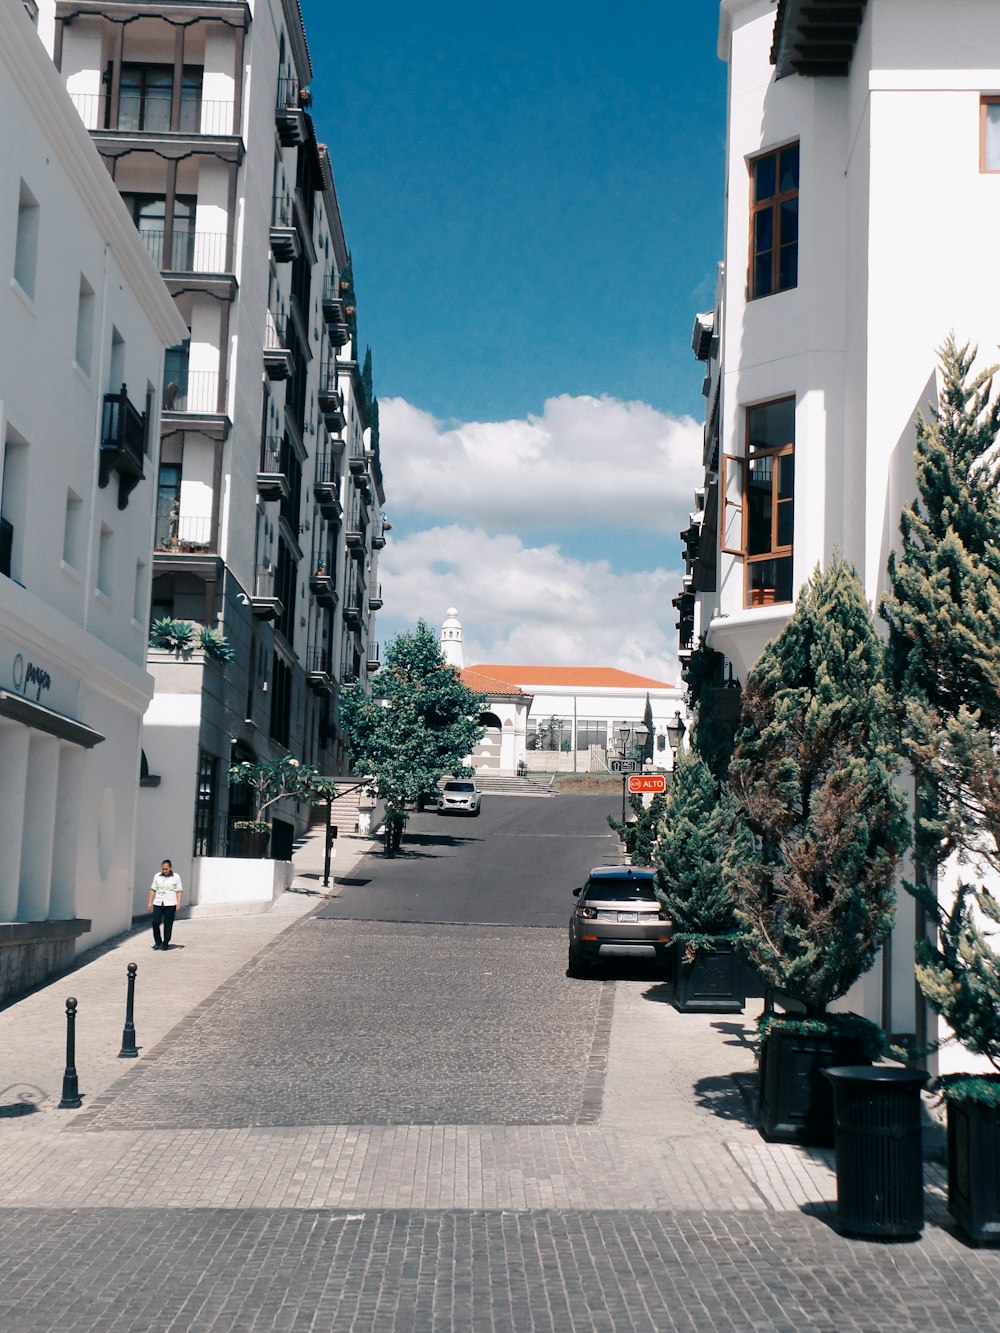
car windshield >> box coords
[584,878,657,903]
[445,782,475,792]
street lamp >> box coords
[615,722,650,823]
[665,710,686,765]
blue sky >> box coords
[302,1,729,679]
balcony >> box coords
[270,196,300,263]
[318,368,346,431]
[312,454,342,520]
[257,437,289,502]
[309,567,337,609]
[250,566,283,621]
[343,599,362,628]
[263,313,293,381]
[69,90,237,139]
[367,645,381,674]
[99,384,146,509]
[348,449,367,477]
[345,526,364,552]
[321,276,350,346]
[154,511,215,555]
[162,368,220,415]
[368,584,383,611]
[275,77,309,146]
[137,226,229,275]
[307,648,335,695]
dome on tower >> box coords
[440,608,464,668]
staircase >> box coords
[303,776,373,836]
[474,774,554,797]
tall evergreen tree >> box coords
[726,556,909,1016]
[608,792,666,867]
[880,337,1000,1068]
[641,693,655,764]
[655,743,737,955]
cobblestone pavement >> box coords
[74,921,610,1129]
[0,824,997,1331]
[0,1207,997,1332]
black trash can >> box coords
[823,1066,930,1238]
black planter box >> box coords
[758,1027,871,1146]
[672,939,745,1014]
[948,1097,1000,1243]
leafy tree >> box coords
[725,556,909,1016]
[340,621,485,855]
[655,743,737,958]
[881,337,1000,1070]
[228,754,336,823]
[608,792,666,867]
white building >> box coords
[0,0,185,999]
[41,0,385,908]
[679,0,1000,1055]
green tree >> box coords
[608,792,666,867]
[228,754,336,823]
[881,337,1000,1071]
[725,556,909,1016]
[655,743,737,957]
[641,693,655,764]
[340,621,485,855]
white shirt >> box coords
[150,872,182,906]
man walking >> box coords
[148,859,183,951]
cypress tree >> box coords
[880,337,1000,1070]
[726,556,909,1016]
[655,741,737,956]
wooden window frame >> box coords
[981,97,1000,173]
[719,399,796,608]
[748,143,799,300]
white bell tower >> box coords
[440,607,464,669]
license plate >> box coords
[617,911,638,923]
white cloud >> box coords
[379,393,702,536]
[376,524,683,684]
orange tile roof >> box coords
[467,665,678,690]
[460,668,527,696]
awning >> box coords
[0,691,105,749]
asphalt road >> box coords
[318,793,620,927]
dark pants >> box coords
[151,903,177,947]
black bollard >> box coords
[58,997,82,1109]
[118,963,138,1058]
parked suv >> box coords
[437,779,481,817]
[568,866,672,975]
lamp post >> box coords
[665,710,686,767]
[615,722,650,824]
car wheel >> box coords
[567,947,588,979]
[472,807,481,817]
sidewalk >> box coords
[0,830,376,1128]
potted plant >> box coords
[655,745,743,1011]
[149,616,196,654]
[726,557,909,1144]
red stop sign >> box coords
[627,774,667,794]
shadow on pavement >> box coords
[712,1019,759,1052]
[693,1070,758,1126]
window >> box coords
[193,750,218,857]
[133,559,147,622]
[123,194,197,271]
[749,143,799,299]
[13,180,39,299]
[575,719,608,751]
[118,64,202,134]
[75,277,95,375]
[63,490,82,567]
[1,432,28,582]
[982,98,1000,171]
[721,398,795,608]
[97,523,113,597]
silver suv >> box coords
[568,867,672,975]
[437,779,481,817]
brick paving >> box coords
[0,823,996,1330]
[0,1208,996,1332]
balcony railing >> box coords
[309,565,337,608]
[250,566,282,621]
[137,227,228,274]
[269,196,300,263]
[162,370,221,415]
[318,365,346,431]
[307,648,335,695]
[264,313,293,381]
[154,511,215,554]
[68,91,235,137]
[368,584,383,611]
[100,384,146,508]
[321,275,349,345]
[275,77,309,146]
[257,436,289,501]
